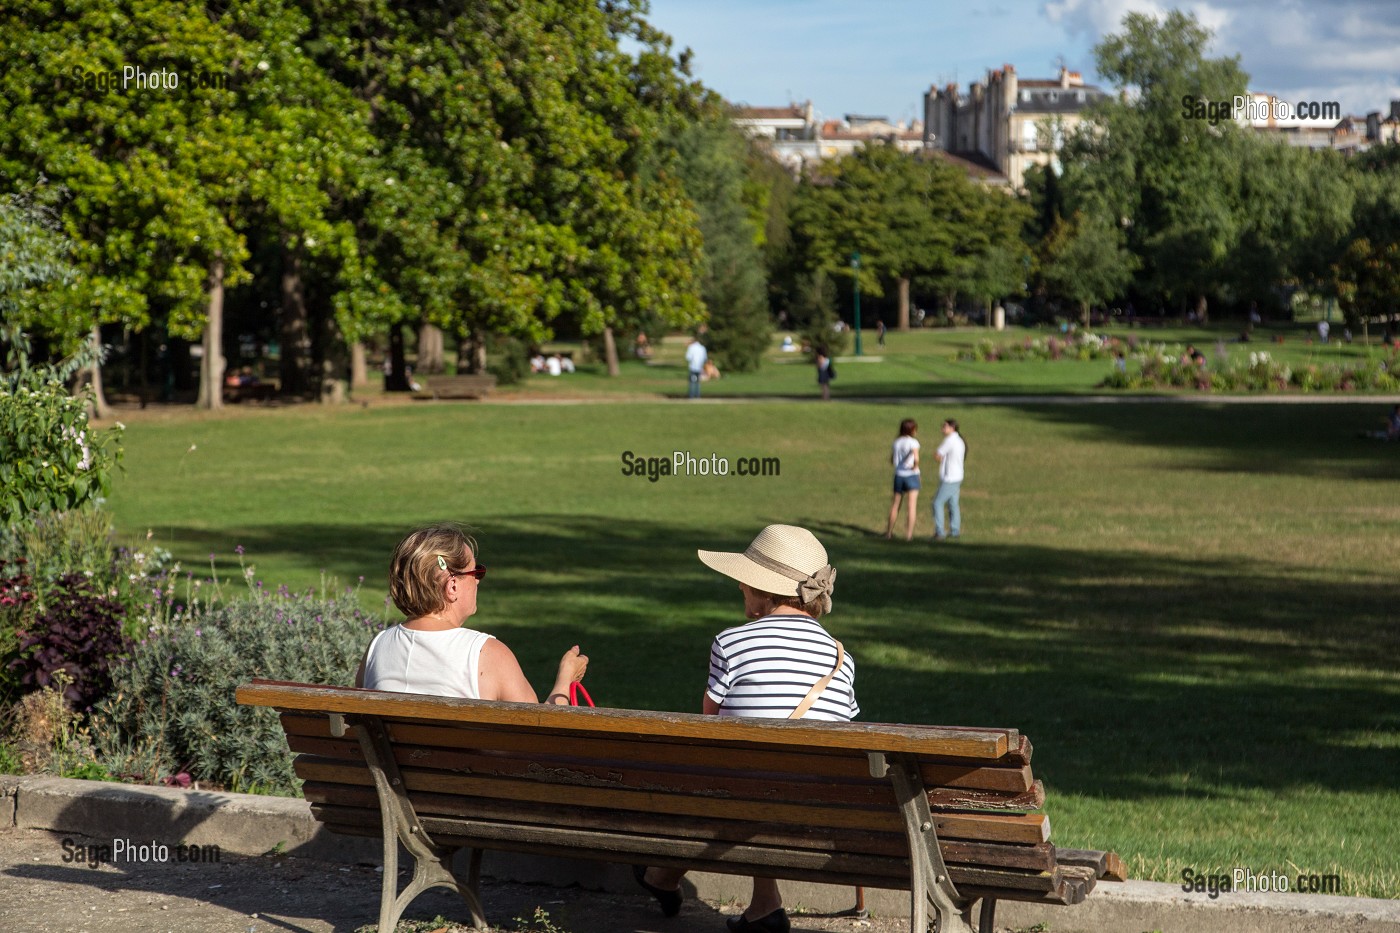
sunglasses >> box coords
[438,555,487,582]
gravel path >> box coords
[0,828,930,933]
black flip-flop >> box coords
[632,864,683,917]
[727,908,790,933]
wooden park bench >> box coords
[223,382,279,403]
[235,680,1124,933]
[410,374,497,400]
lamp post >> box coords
[851,252,863,356]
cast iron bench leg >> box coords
[346,713,489,930]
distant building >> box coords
[812,115,923,162]
[923,65,1107,190]
[730,103,923,173]
[1366,104,1400,145]
[1216,93,1400,153]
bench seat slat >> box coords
[302,783,1058,870]
[237,682,1010,759]
[1055,848,1128,882]
[284,734,1045,811]
[310,804,1079,902]
[278,713,1036,791]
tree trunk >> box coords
[350,341,368,388]
[196,258,225,410]
[457,333,474,373]
[319,318,348,405]
[84,325,109,419]
[457,329,488,374]
[603,325,620,377]
[473,330,487,374]
[897,277,911,331]
[1195,294,1209,325]
[1080,300,1091,329]
[385,324,409,391]
[417,323,445,374]
[280,241,310,397]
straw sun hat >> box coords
[697,524,836,614]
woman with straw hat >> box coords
[635,524,858,933]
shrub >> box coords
[485,334,531,386]
[0,325,123,534]
[9,573,131,711]
[0,558,37,701]
[0,672,106,777]
[93,586,384,794]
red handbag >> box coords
[568,682,594,707]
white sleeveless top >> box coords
[362,625,495,698]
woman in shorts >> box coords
[884,418,921,540]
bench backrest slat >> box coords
[237,682,1011,759]
[279,713,1034,790]
[293,753,1050,844]
[285,728,1043,811]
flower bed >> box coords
[960,333,1155,363]
[1101,350,1400,393]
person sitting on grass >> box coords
[357,524,587,703]
[634,524,857,933]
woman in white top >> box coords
[932,419,967,541]
[884,418,921,540]
[637,524,854,933]
[358,524,586,703]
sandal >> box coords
[632,864,683,917]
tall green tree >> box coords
[1228,141,1353,312]
[0,0,368,409]
[675,114,770,372]
[1060,10,1251,320]
[791,143,963,331]
[0,0,245,409]
[1330,150,1400,333]
[948,184,1032,318]
[1040,210,1138,325]
[294,0,705,378]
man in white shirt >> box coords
[684,337,707,399]
[931,418,967,540]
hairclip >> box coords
[437,555,448,571]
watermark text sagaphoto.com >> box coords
[620,451,780,482]
[1181,95,1342,125]
[1180,867,1343,898]
[63,66,233,93]
[61,837,222,869]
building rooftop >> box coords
[732,105,808,121]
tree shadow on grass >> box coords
[991,400,1400,482]
[160,514,1400,804]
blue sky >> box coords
[643,0,1400,124]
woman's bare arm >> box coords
[478,640,588,705]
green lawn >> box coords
[105,398,1400,896]
[443,325,1400,401]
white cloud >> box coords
[1042,0,1400,116]
[1043,0,1168,36]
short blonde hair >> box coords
[388,524,478,619]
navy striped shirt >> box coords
[706,614,858,721]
